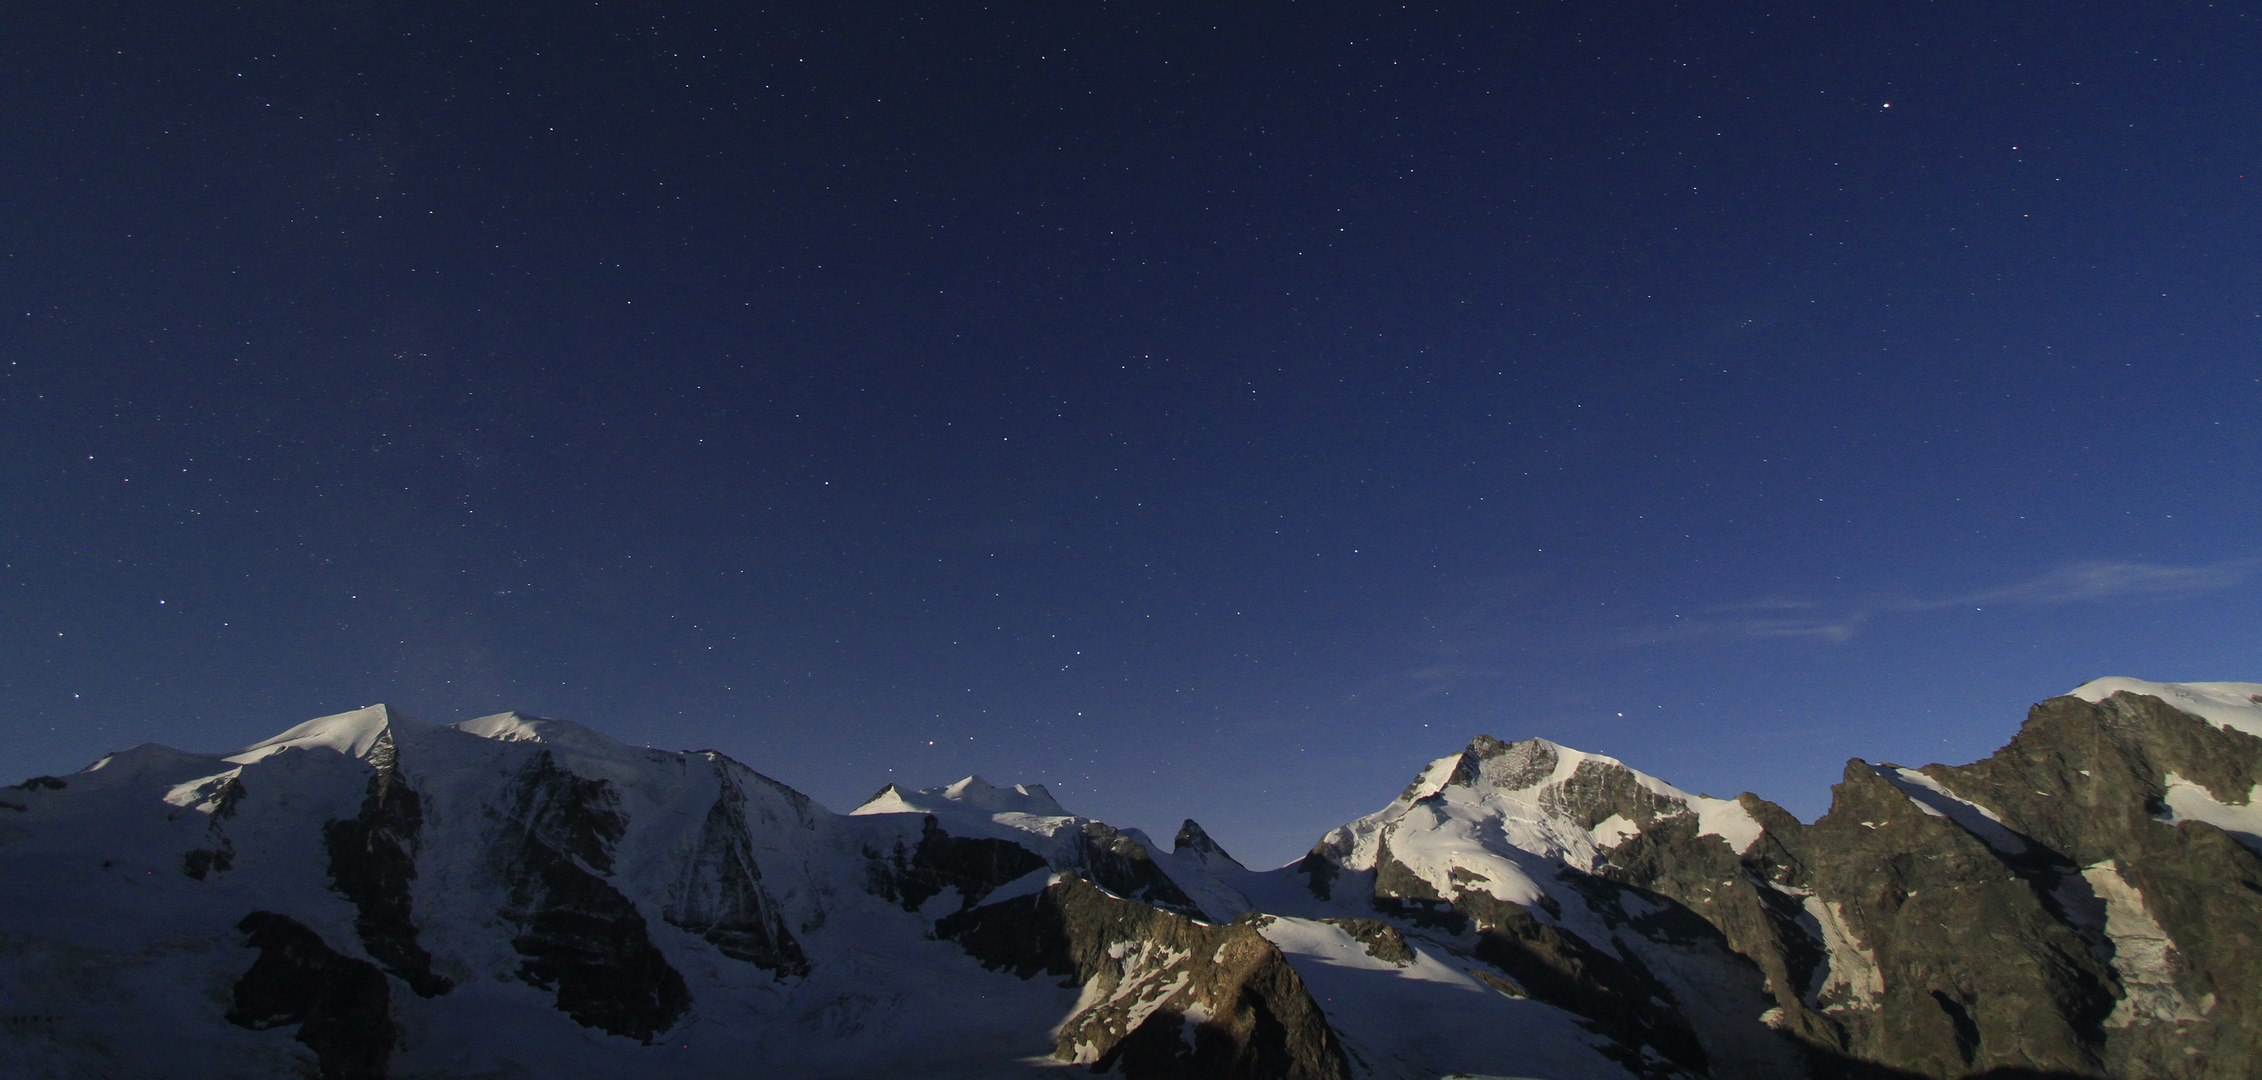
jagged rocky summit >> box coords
[1,679,2258,1079]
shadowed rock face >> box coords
[868,813,1052,912]
[227,911,394,1080]
[1296,843,1342,900]
[1077,820,1207,918]
[1594,796,1846,1057]
[494,752,690,1043]
[1364,835,1711,1077]
[1892,693,2262,1079]
[867,813,1208,917]
[659,759,808,976]
[1777,760,2118,1077]
[183,844,234,879]
[322,732,453,998]
[1174,818,1241,867]
[180,773,245,880]
[937,876,1353,1080]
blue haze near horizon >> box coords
[1,2,2256,866]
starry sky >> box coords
[4,1,2258,866]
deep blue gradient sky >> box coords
[4,2,2257,866]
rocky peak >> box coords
[1394,736,1520,802]
[1464,733,1512,757]
[1172,818,1243,869]
[1398,736,1610,804]
[1474,736,1565,791]
[1075,821,1206,917]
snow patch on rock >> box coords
[1802,896,1882,1014]
[1259,916,1480,987]
[1874,765,2029,854]
[2156,772,2262,854]
[1690,796,1765,854]
[2070,678,2262,738]
[2080,861,2202,1027]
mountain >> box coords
[2,678,2258,1079]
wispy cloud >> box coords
[1736,614,1872,642]
[1632,558,2253,647]
[1621,610,1870,646]
[1924,560,2253,609]
[1377,557,2255,706]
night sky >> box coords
[4,2,2257,866]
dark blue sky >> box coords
[4,1,2257,865]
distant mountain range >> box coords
[3,677,2258,1079]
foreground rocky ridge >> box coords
[1,678,2258,1079]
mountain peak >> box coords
[1398,735,1569,802]
[1172,818,1243,869]
[1324,731,1769,904]
[226,704,421,765]
[849,775,1069,818]
[1464,733,1514,757]
[942,774,997,798]
[450,711,631,755]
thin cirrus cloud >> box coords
[1641,559,2254,647]
[1918,560,2253,610]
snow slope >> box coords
[2070,677,2262,737]
[1257,916,1625,1080]
[0,708,1091,1079]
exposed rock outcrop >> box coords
[227,911,395,1080]
[1175,818,1245,869]
[322,731,452,997]
[1587,688,2262,1079]
[937,875,1353,1079]
[867,813,1051,912]
[493,752,690,1043]
[1076,819,1208,918]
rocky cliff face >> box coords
[1740,686,2262,1079]
[937,876,1351,1079]
[1,680,2257,1079]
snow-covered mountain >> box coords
[3,678,2259,1079]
